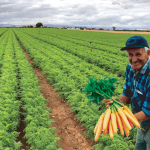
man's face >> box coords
[127,47,149,71]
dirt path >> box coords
[17,107,30,149]
[72,29,150,34]
[18,41,95,150]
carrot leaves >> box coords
[81,77,117,104]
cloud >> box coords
[112,2,120,5]
[0,0,150,29]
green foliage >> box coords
[92,134,134,150]
[0,30,22,149]
[81,77,117,104]
[12,32,62,149]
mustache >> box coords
[130,60,141,64]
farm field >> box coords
[1,28,150,150]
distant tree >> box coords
[36,22,43,28]
[29,25,33,28]
[112,26,116,31]
[80,27,84,30]
[99,28,104,30]
[62,26,67,29]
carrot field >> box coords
[1,28,150,150]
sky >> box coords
[0,0,150,29]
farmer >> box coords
[104,35,150,150]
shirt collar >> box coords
[130,57,150,75]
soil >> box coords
[81,30,150,34]
[17,107,30,149]
[17,41,95,150]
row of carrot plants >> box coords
[47,28,150,49]
[0,28,8,38]
[13,28,136,150]
[15,29,128,78]
[0,29,62,149]
[13,29,124,95]
[28,29,129,59]
[11,30,62,150]
[0,29,10,66]
[24,28,150,56]
[0,30,22,149]
[26,28,128,49]
[21,28,127,59]
[25,28,128,57]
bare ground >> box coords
[17,41,95,150]
[81,30,150,34]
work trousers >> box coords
[134,122,150,150]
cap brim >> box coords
[120,46,145,51]
[120,47,127,51]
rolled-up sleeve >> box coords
[142,83,150,117]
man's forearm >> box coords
[118,95,150,122]
[118,95,130,104]
[134,111,150,122]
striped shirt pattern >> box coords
[123,58,150,124]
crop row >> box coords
[13,29,124,95]
[23,28,128,57]
[13,28,136,150]
[15,29,128,78]
[12,30,62,150]
[45,28,150,49]
[0,29,10,63]
[0,30,22,149]
[21,28,128,58]
[0,29,62,150]
[0,28,8,38]
[26,28,128,49]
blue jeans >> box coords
[134,122,150,150]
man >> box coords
[105,35,150,150]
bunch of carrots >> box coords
[81,78,140,141]
[94,100,140,141]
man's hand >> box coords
[104,96,114,108]
[104,95,130,108]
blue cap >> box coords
[120,35,149,51]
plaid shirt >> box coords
[123,57,150,124]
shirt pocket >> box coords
[134,86,146,105]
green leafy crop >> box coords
[81,77,117,104]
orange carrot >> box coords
[94,113,105,141]
[103,119,109,136]
[116,112,124,135]
[111,111,117,134]
[103,108,111,130]
[109,119,114,139]
[116,118,119,129]
[94,113,105,134]
[122,120,129,137]
[117,107,131,130]
[123,105,138,122]
[123,110,140,128]
[127,118,133,128]
[103,128,108,136]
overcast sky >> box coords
[0,0,150,29]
